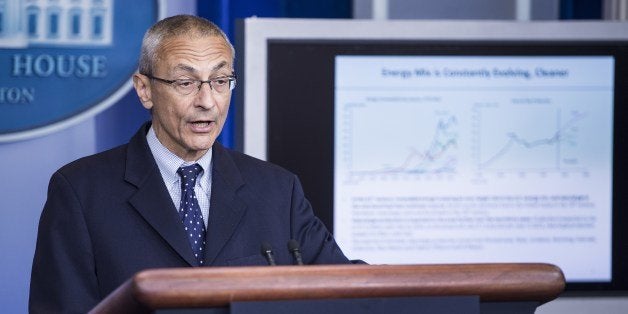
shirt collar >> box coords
[146,126,212,187]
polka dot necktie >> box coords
[177,164,206,266]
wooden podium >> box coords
[89,263,565,314]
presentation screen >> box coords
[265,39,628,291]
[334,55,613,282]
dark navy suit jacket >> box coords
[29,123,351,313]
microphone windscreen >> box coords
[287,239,300,252]
[261,242,273,254]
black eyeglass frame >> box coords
[143,74,237,95]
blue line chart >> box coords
[478,109,586,172]
[349,115,458,176]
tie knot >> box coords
[177,164,202,186]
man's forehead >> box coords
[172,61,231,74]
[156,35,233,72]
[159,33,231,52]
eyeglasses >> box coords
[144,74,237,95]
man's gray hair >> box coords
[138,14,235,75]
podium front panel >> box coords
[230,296,479,314]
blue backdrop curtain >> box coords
[560,0,603,19]
[196,0,352,149]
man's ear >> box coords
[133,73,153,110]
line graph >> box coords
[474,104,587,173]
[338,101,458,179]
[387,116,458,174]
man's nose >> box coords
[195,82,217,108]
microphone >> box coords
[287,239,304,265]
[260,242,277,266]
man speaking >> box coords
[29,15,352,313]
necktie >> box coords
[177,164,206,265]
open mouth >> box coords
[191,121,211,128]
[189,120,214,132]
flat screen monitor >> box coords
[238,19,628,292]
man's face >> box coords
[134,35,234,161]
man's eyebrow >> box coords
[211,61,230,72]
[173,64,197,74]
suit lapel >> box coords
[124,123,198,267]
[204,142,247,265]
